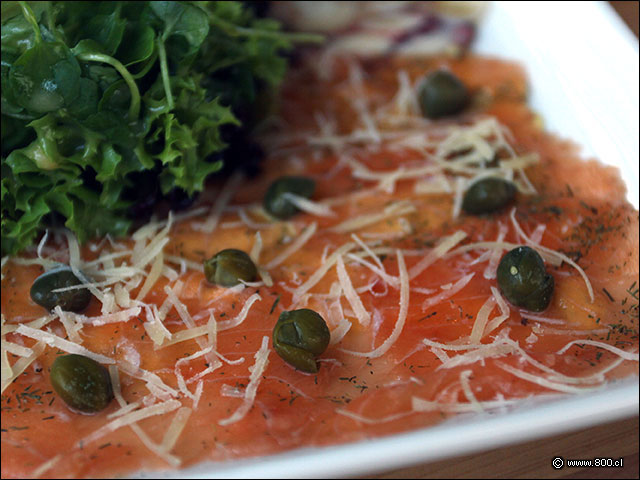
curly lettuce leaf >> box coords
[1,1,318,256]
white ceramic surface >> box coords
[140,2,640,477]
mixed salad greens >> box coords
[1,1,316,256]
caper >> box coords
[263,176,316,220]
[462,177,516,215]
[50,354,114,414]
[204,249,257,287]
[272,309,330,373]
[418,69,469,119]
[497,246,554,312]
[30,265,92,312]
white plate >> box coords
[145,2,640,478]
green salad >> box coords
[1,1,317,256]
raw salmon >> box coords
[1,55,638,479]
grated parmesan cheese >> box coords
[412,395,527,413]
[431,347,450,363]
[161,407,193,453]
[1,341,46,393]
[143,304,172,346]
[331,201,416,233]
[64,230,107,305]
[53,306,83,343]
[421,273,475,311]
[117,359,178,398]
[218,336,270,426]
[330,317,352,346]
[217,293,262,331]
[451,177,466,219]
[107,366,181,467]
[114,283,131,308]
[2,341,33,357]
[495,362,597,394]
[484,222,508,280]
[293,242,357,301]
[107,400,143,420]
[80,306,142,327]
[339,249,408,358]
[557,340,639,361]
[459,370,483,413]
[281,193,336,217]
[82,399,182,445]
[265,222,317,269]
[335,408,413,425]
[16,325,114,364]
[31,455,62,479]
[136,252,165,301]
[165,256,204,273]
[437,343,515,370]
[249,231,263,265]
[409,230,467,279]
[336,255,371,327]
[483,286,510,335]
[468,296,497,344]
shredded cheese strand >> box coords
[249,231,263,264]
[459,370,483,413]
[331,201,415,234]
[496,362,597,394]
[161,407,193,453]
[557,340,639,361]
[64,230,106,304]
[265,222,317,269]
[346,253,399,287]
[31,455,62,479]
[82,399,182,445]
[16,325,114,364]
[107,366,181,466]
[136,252,165,301]
[335,409,413,425]
[437,343,515,370]
[217,293,262,331]
[281,193,336,217]
[468,296,497,344]
[1,341,46,393]
[2,340,34,357]
[339,249,408,358]
[409,230,467,279]
[293,242,357,301]
[336,255,371,327]
[412,396,527,413]
[218,336,270,426]
[422,273,475,311]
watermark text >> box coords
[552,456,624,470]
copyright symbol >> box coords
[552,457,564,469]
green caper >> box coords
[418,69,469,119]
[263,176,316,220]
[204,249,257,287]
[50,354,114,414]
[30,265,92,312]
[497,246,554,312]
[462,177,516,215]
[272,309,330,373]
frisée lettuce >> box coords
[1,1,318,256]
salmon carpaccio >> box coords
[1,55,639,478]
